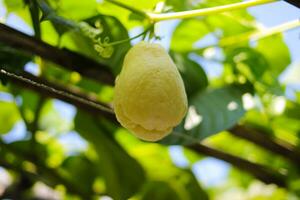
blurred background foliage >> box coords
[0,0,300,199]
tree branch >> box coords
[187,143,287,187]
[0,69,117,122]
[0,69,289,187]
[0,23,115,85]
[284,0,300,8]
[230,125,300,167]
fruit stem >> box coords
[106,25,153,46]
[148,0,277,22]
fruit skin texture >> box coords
[113,42,188,142]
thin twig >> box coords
[0,23,115,85]
[187,143,287,187]
[230,125,300,168]
[0,69,116,121]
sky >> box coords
[0,0,300,190]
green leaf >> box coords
[9,89,40,124]
[170,52,208,97]
[61,155,99,194]
[165,0,192,11]
[38,2,130,73]
[255,35,291,76]
[9,140,48,160]
[3,0,31,23]
[207,15,254,37]
[140,170,208,200]
[225,47,269,82]
[41,61,72,84]
[281,62,300,86]
[284,101,300,120]
[74,111,145,200]
[183,170,209,200]
[4,0,24,12]
[171,19,210,52]
[0,101,20,134]
[47,0,98,20]
[49,13,130,74]
[141,181,181,200]
[162,86,246,144]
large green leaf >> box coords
[255,35,291,76]
[165,0,191,11]
[206,13,254,38]
[225,47,269,82]
[97,0,163,29]
[162,86,246,144]
[141,181,181,200]
[4,0,24,12]
[9,140,48,161]
[140,170,208,200]
[48,0,98,20]
[202,1,255,38]
[0,101,20,134]
[285,101,300,120]
[170,7,255,53]
[39,1,130,74]
[3,0,32,26]
[170,52,208,98]
[46,14,130,74]
[183,170,209,200]
[9,88,40,124]
[61,155,100,195]
[74,111,145,200]
[171,19,210,52]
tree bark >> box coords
[230,125,300,167]
[0,69,117,122]
[187,143,287,187]
[0,23,115,85]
